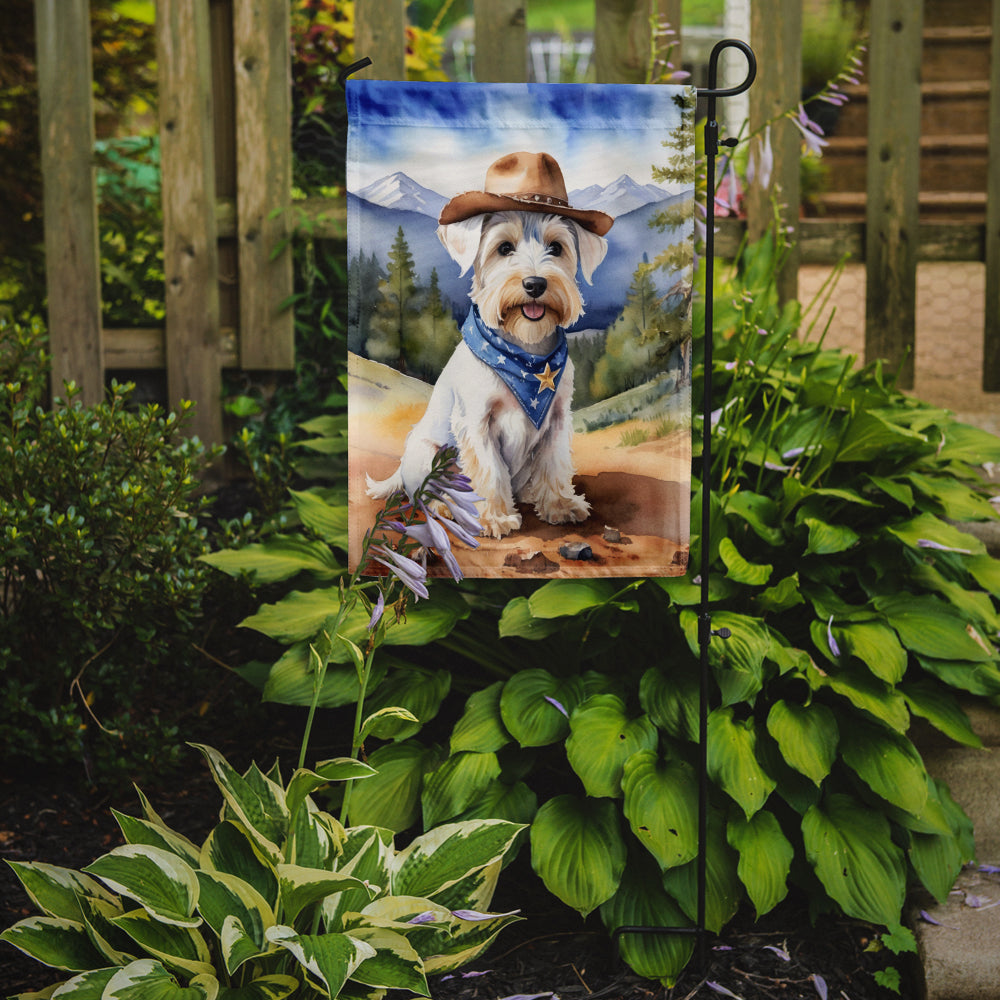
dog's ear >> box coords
[575,226,609,285]
[437,217,485,276]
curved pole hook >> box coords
[338,56,373,90]
[700,38,756,99]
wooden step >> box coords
[922,25,993,83]
[822,134,989,193]
[813,190,987,222]
[921,0,992,28]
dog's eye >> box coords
[497,241,515,257]
[547,241,563,257]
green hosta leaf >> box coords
[421,751,502,828]
[347,740,442,832]
[718,536,772,585]
[112,812,201,868]
[835,409,927,463]
[810,661,910,732]
[83,846,200,928]
[967,553,1000,597]
[661,811,741,933]
[639,664,699,742]
[724,490,784,546]
[363,667,451,740]
[450,682,511,754]
[288,488,349,545]
[727,811,793,918]
[0,916,107,971]
[707,708,776,818]
[765,700,838,786]
[916,655,1000,697]
[4,862,118,922]
[527,579,618,618]
[530,795,626,917]
[886,512,985,557]
[621,751,699,871]
[875,594,995,662]
[393,820,524,901]
[680,610,770,706]
[600,853,694,987]
[200,822,278,910]
[277,865,374,925]
[911,562,1000,633]
[803,517,859,556]
[195,871,273,974]
[909,827,966,905]
[111,908,214,978]
[453,779,538,827]
[935,421,1000,464]
[498,596,564,640]
[265,926,375,997]
[260,643,386,709]
[834,621,907,684]
[907,472,998,521]
[103,959,218,999]
[839,718,929,816]
[901,680,982,748]
[191,746,287,863]
[216,975,299,999]
[802,793,906,926]
[499,670,584,747]
[755,573,804,614]
[200,535,340,584]
[565,695,658,798]
[346,926,428,994]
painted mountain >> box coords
[349,172,694,334]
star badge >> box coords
[534,363,559,394]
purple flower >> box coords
[812,974,828,1000]
[451,908,520,921]
[402,509,464,582]
[763,944,790,961]
[791,104,829,156]
[367,590,385,631]
[544,695,569,718]
[706,983,742,999]
[407,911,438,925]
[827,616,841,658]
[917,539,973,554]
[370,544,429,600]
[747,125,774,191]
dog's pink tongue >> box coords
[521,302,545,321]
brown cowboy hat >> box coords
[438,151,614,236]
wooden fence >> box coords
[33,0,1000,445]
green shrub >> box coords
[1,743,524,998]
[0,317,220,783]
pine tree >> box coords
[366,227,419,373]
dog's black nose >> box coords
[522,276,547,298]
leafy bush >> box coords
[213,231,1000,985]
[0,317,220,783]
[1,743,524,998]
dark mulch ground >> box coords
[1,742,915,1000]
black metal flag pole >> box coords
[613,38,756,972]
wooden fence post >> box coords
[34,0,104,405]
[157,0,223,445]
[864,0,923,389]
[983,0,1000,390]
[594,0,661,84]
[233,0,294,370]
[474,0,527,82]
[354,0,407,80]
[746,0,801,305]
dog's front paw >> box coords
[535,492,590,525]
[480,503,522,539]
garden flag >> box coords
[346,80,696,578]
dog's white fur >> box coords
[366,211,608,539]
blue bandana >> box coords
[461,307,568,429]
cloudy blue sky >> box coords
[346,80,695,199]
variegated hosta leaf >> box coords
[4,861,118,922]
[214,974,300,1000]
[727,810,793,918]
[265,926,375,998]
[765,700,838,786]
[566,695,658,799]
[112,811,201,868]
[285,760,375,824]
[200,822,278,910]
[838,718,929,817]
[661,811,742,934]
[191,745,287,863]
[45,966,118,997]
[802,793,906,926]
[102,958,218,999]
[421,751,502,829]
[110,908,214,979]
[529,795,626,917]
[78,894,136,966]
[344,926,429,995]
[421,906,523,975]
[323,829,393,931]
[391,820,524,901]
[424,859,501,916]
[450,681,511,754]
[499,669,585,747]
[195,871,274,974]
[599,853,694,987]
[288,802,343,870]
[362,667,451,741]
[621,751,699,871]
[277,864,376,925]
[0,916,107,972]
[707,707,776,819]
[83,846,200,928]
